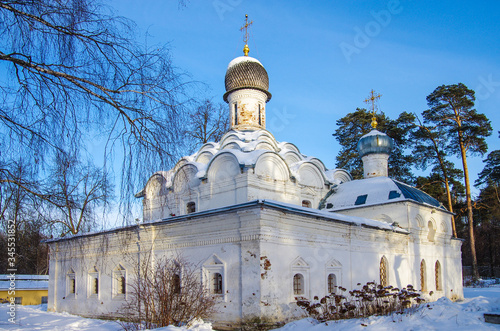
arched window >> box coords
[302,200,312,208]
[293,273,304,295]
[203,254,225,298]
[88,266,99,297]
[120,276,126,294]
[173,274,181,294]
[113,265,126,297]
[420,259,426,292]
[435,260,442,291]
[428,221,435,242]
[70,277,76,294]
[380,256,388,287]
[327,274,337,294]
[212,272,223,294]
[186,202,196,214]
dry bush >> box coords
[296,282,425,322]
[120,255,216,330]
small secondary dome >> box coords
[357,129,394,158]
[223,56,271,102]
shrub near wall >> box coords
[296,282,425,322]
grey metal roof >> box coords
[393,180,444,209]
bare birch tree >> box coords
[0,0,193,226]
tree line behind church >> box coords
[333,83,498,281]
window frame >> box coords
[420,259,427,292]
[293,273,304,296]
[66,269,76,298]
[186,201,196,214]
[427,220,436,242]
[435,260,442,291]
[325,258,342,296]
[327,273,337,294]
[291,257,310,300]
[112,265,127,299]
[172,273,181,294]
[212,272,223,295]
[88,267,100,298]
[202,254,226,301]
[380,256,389,287]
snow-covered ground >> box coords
[0,286,499,330]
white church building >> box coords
[47,42,463,328]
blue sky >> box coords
[110,0,499,188]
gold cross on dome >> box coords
[364,89,382,129]
[240,14,253,56]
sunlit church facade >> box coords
[47,40,463,328]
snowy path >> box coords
[0,287,499,330]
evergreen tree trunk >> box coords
[424,83,492,282]
[444,177,457,237]
[459,134,479,280]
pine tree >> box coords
[423,83,492,280]
[410,117,464,237]
[476,131,500,187]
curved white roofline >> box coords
[227,56,263,70]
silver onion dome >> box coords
[357,129,394,157]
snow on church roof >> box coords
[45,199,407,244]
[136,129,351,198]
[324,176,446,211]
[260,200,407,233]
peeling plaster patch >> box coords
[260,256,271,279]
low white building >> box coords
[46,47,463,329]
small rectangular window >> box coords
[388,190,401,199]
[14,297,22,304]
[258,104,262,125]
[41,296,48,304]
[354,194,368,205]
[234,103,238,125]
[187,202,196,214]
[120,276,126,294]
[173,274,181,294]
[67,270,76,297]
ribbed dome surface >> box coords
[357,129,394,157]
[223,56,271,102]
